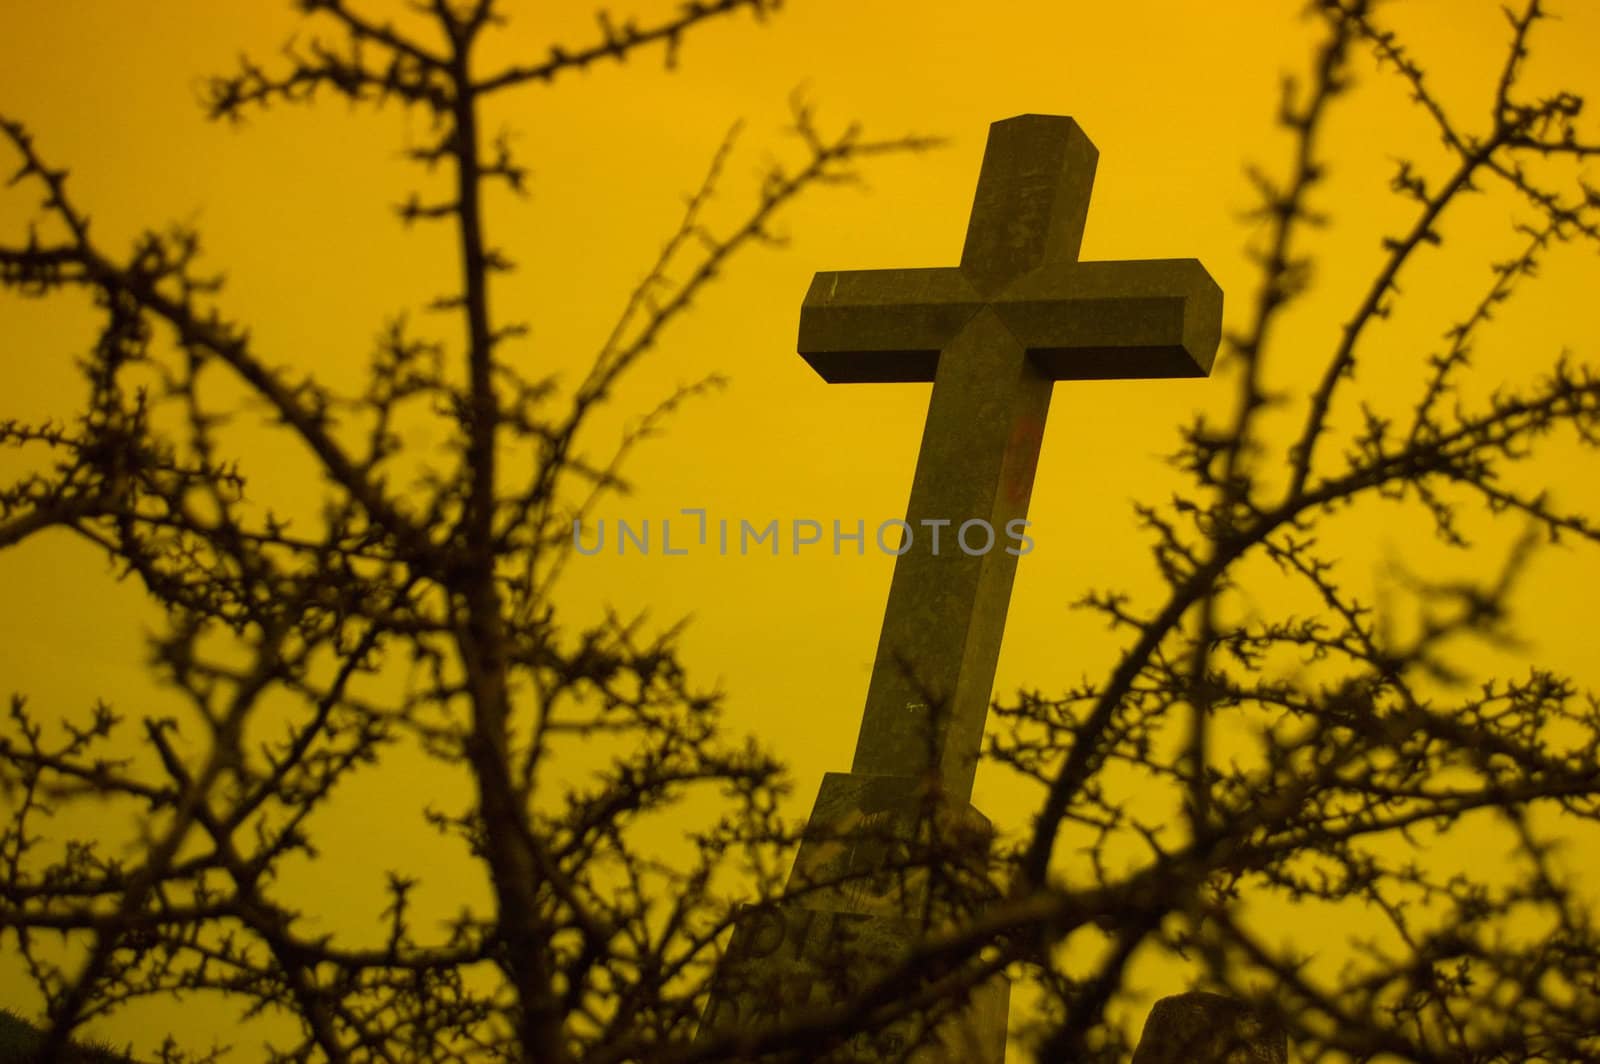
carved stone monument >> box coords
[700,114,1223,1061]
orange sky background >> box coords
[3,1,1600,1058]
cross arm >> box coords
[797,267,983,383]
[995,259,1223,380]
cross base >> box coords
[1131,992,1288,1063]
[697,772,1009,1062]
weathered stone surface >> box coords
[699,899,1009,1063]
[995,259,1222,379]
[957,114,1097,296]
[699,772,1006,1061]
[1130,992,1287,1064]
[798,267,980,382]
[785,770,994,916]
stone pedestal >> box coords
[1130,992,1287,1064]
[697,772,1009,1062]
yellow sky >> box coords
[3,1,1600,1058]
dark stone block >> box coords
[698,900,1008,1063]
[697,772,1007,1061]
[1130,992,1287,1064]
[786,771,994,916]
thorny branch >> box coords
[993,0,1600,1059]
[1,2,942,1062]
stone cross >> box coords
[699,115,1222,1061]
[800,113,1221,801]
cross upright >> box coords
[800,114,1222,803]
